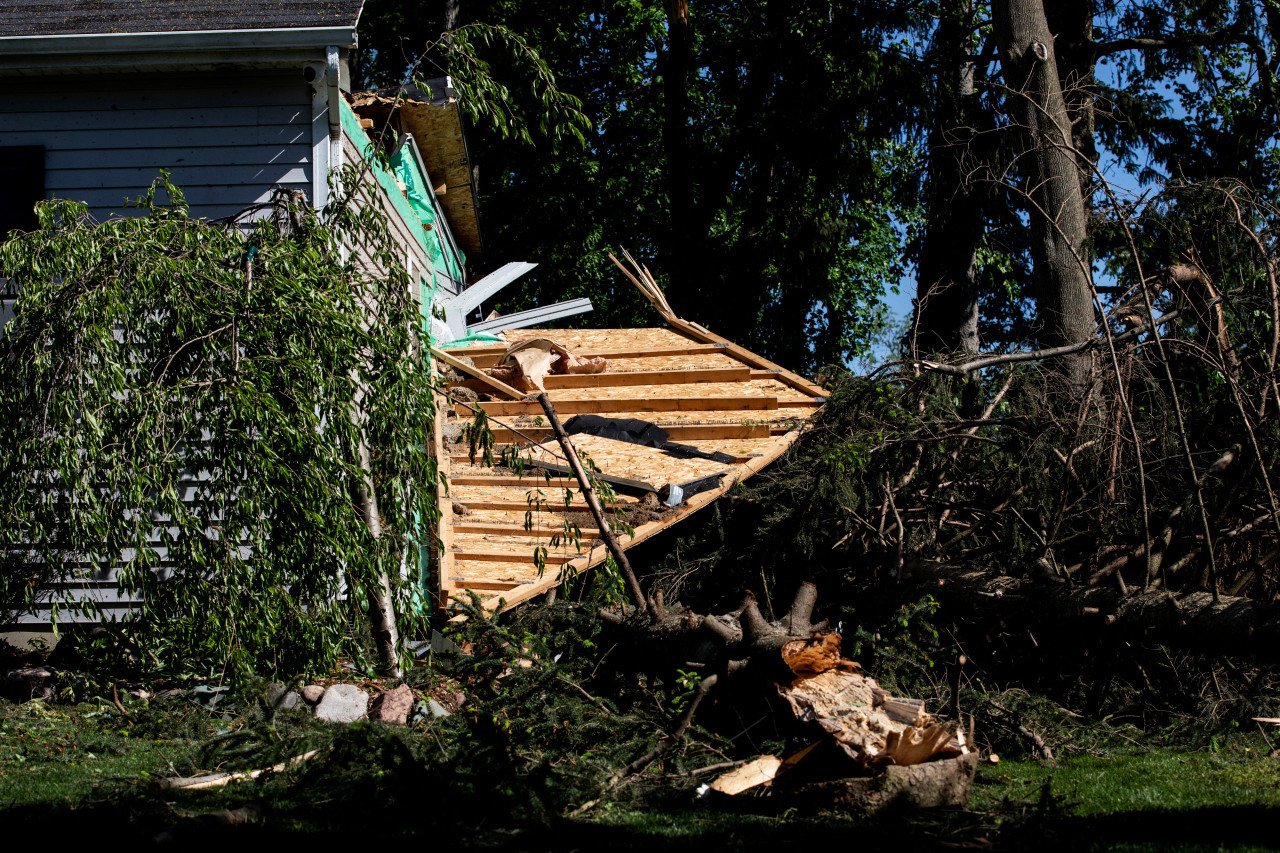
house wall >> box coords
[1,82,452,630]
[338,101,432,304]
[0,71,317,222]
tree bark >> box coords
[995,0,1096,393]
[661,0,695,293]
[909,561,1280,659]
[913,3,982,358]
[353,429,403,678]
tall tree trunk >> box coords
[661,0,695,293]
[995,0,1096,393]
[354,427,403,678]
[913,4,982,357]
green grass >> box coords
[2,697,1278,851]
[974,749,1280,815]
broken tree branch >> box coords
[536,392,658,621]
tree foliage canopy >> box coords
[0,176,437,676]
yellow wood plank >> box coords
[468,395,779,417]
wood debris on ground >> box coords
[776,632,968,767]
[707,630,973,804]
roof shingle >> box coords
[0,1,364,38]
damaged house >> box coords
[0,1,826,624]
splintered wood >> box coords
[777,634,967,767]
[432,326,827,616]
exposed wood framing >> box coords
[433,323,826,617]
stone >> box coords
[426,698,451,718]
[314,684,367,723]
[369,684,415,726]
[265,683,300,711]
[300,684,326,705]
[2,667,58,703]
[189,684,229,710]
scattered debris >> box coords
[314,684,368,723]
[1,666,57,702]
[709,755,783,795]
[780,633,848,676]
[486,338,609,391]
[188,684,229,711]
[777,663,965,766]
[159,750,321,791]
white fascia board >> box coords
[468,297,594,333]
[445,262,539,316]
[0,26,358,57]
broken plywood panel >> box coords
[434,326,825,614]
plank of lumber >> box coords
[449,499,629,512]
[541,366,752,389]
[430,345,528,400]
[453,343,731,367]
[447,579,525,591]
[448,475,578,488]
[467,396,780,417]
[431,387,455,604]
[453,522,602,537]
[488,423,773,443]
[450,366,754,392]
[662,318,829,398]
[451,548,578,564]
[524,459,657,493]
[452,425,811,616]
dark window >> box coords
[0,146,46,239]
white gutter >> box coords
[0,26,358,56]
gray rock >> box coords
[189,684,229,710]
[370,684,415,726]
[300,684,325,705]
[265,683,300,711]
[314,684,367,723]
[2,667,58,703]
[427,698,451,718]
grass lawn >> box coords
[2,698,1277,850]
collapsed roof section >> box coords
[430,313,827,616]
[349,83,482,263]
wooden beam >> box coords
[448,499,630,512]
[451,548,579,564]
[448,475,578,488]
[525,459,657,493]
[466,395,779,417]
[488,422,772,443]
[454,343,731,368]
[453,522,602,537]
[661,318,829,398]
[453,425,812,617]
[430,387,455,606]
[430,345,528,400]
[451,366,754,392]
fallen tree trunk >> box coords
[909,562,1280,657]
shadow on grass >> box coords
[2,781,1277,852]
